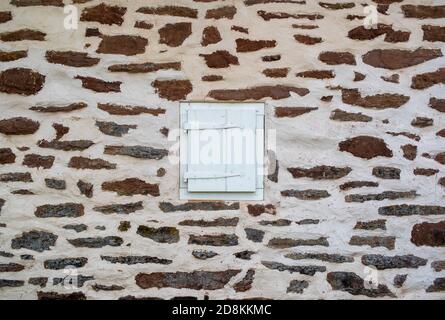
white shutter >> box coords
[180,103,264,200]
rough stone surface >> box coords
[411,221,445,247]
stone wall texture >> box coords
[0,0,444,300]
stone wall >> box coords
[0,0,444,300]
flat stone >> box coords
[11,231,57,252]
[137,226,180,243]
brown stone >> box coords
[37,292,86,300]
[22,154,54,169]
[257,10,323,21]
[294,34,322,45]
[0,263,25,272]
[0,29,45,41]
[236,38,276,52]
[160,201,239,212]
[102,178,159,197]
[209,85,309,101]
[35,203,84,218]
[264,68,289,78]
[80,3,127,26]
[152,80,192,101]
[97,35,148,56]
[439,129,445,138]
[262,54,281,62]
[108,62,181,73]
[412,68,445,90]
[179,217,239,227]
[319,2,354,9]
[349,236,395,250]
[30,102,87,113]
[422,25,445,42]
[233,269,255,292]
[136,270,240,290]
[363,49,442,70]
[45,51,100,67]
[98,103,165,116]
[296,70,334,79]
[354,72,366,81]
[94,202,143,215]
[202,75,223,82]
[411,221,445,247]
[330,109,372,122]
[134,21,153,30]
[10,0,63,6]
[205,6,236,19]
[339,136,393,159]
[159,23,192,47]
[348,24,408,42]
[275,107,317,118]
[426,278,445,293]
[288,166,351,180]
[0,68,45,96]
[372,166,401,179]
[137,226,179,244]
[0,11,12,23]
[0,148,16,164]
[136,6,198,18]
[435,152,445,165]
[75,76,121,93]
[95,121,136,137]
[69,156,116,170]
[38,140,94,151]
[201,26,222,46]
[0,117,40,135]
[200,51,239,68]
[247,204,276,216]
[342,89,409,109]
[402,5,445,19]
[319,51,356,65]
[414,168,439,176]
[355,220,386,231]
[430,98,445,112]
[0,50,27,62]
[339,181,379,191]
[402,144,417,161]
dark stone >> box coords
[426,278,445,293]
[339,181,379,191]
[432,261,445,272]
[411,68,445,90]
[188,234,239,246]
[285,253,354,263]
[0,263,25,272]
[349,236,395,250]
[327,272,395,298]
[92,284,124,291]
[98,103,165,116]
[319,51,356,65]
[118,221,131,232]
[264,68,289,78]
[354,220,386,230]
[45,179,66,190]
[379,205,445,217]
[362,49,442,70]
[192,250,218,260]
[281,189,331,200]
[234,251,255,260]
[401,144,417,161]
[201,26,222,46]
[96,121,137,137]
[233,269,255,292]
[11,231,57,252]
[68,237,123,248]
[287,280,309,294]
[236,38,276,52]
[101,255,172,265]
[362,254,427,270]
[0,172,32,182]
[205,6,237,19]
[30,102,87,113]
[275,107,317,118]
[345,191,417,203]
[75,76,121,93]
[29,277,48,288]
[35,203,84,218]
[402,5,445,19]
[53,275,94,287]
[137,226,179,244]
[393,274,408,288]
[200,51,239,68]
[0,29,46,42]
[262,261,326,276]
[411,117,433,128]
[159,202,239,212]
[0,280,24,288]
[208,85,309,101]
[288,166,351,180]
[342,89,409,109]
[245,228,265,243]
[80,3,127,25]
[44,257,88,270]
[63,224,87,233]
[136,6,198,18]
[37,139,94,151]
[104,145,168,160]
[109,62,180,73]
[77,180,93,198]
[179,217,239,227]
[136,270,241,290]
[268,237,329,249]
[411,221,445,247]
[93,202,143,215]
[37,291,86,300]
[330,109,372,122]
[259,219,292,226]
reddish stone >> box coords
[97,35,148,56]
[430,98,445,113]
[152,80,192,101]
[80,3,127,26]
[0,68,45,96]
[0,29,45,41]
[412,68,445,90]
[0,117,40,135]
[159,23,192,47]
[208,85,309,101]
[294,34,322,45]
[319,51,356,65]
[75,76,121,93]
[411,221,445,247]
[0,148,16,164]
[205,6,236,19]
[402,5,445,19]
[201,26,222,46]
[98,103,165,116]
[102,178,160,197]
[136,6,198,18]
[45,51,100,67]
[22,154,54,169]
[200,51,239,68]
[236,38,276,52]
[342,89,409,109]
[339,136,393,159]
[275,107,317,118]
[363,49,442,70]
